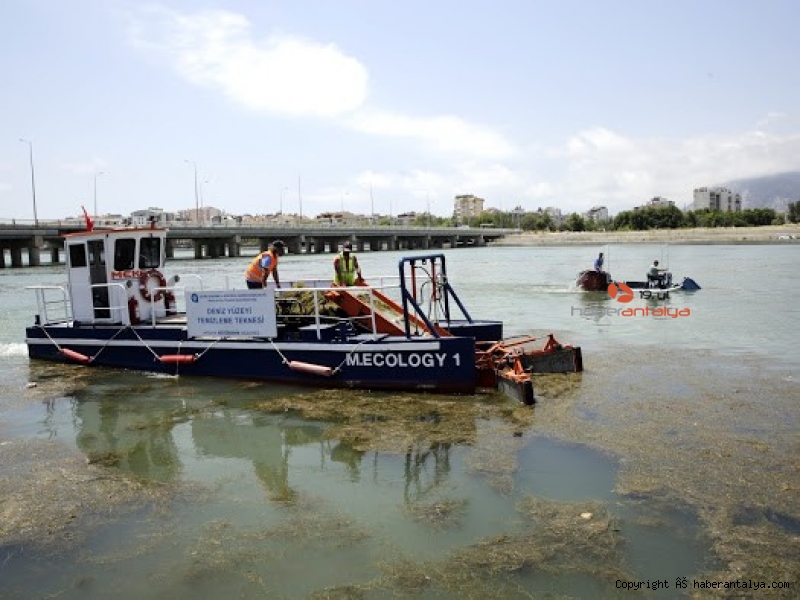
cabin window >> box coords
[114,239,136,271]
[68,244,87,268]
[88,241,105,267]
[138,237,161,269]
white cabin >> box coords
[63,227,176,325]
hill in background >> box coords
[720,171,800,211]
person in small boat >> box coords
[594,252,604,272]
[647,260,668,287]
[245,240,284,289]
[333,241,363,286]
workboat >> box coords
[25,226,582,404]
[576,269,700,293]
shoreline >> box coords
[492,224,800,246]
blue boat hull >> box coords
[25,325,478,393]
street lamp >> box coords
[18,138,38,225]
[184,160,199,226]
[297,175,303,220]
[93,171,105,218]
[279,186,289,215]
[427,192,431,228]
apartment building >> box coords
[453,194,485,223]
[692,187,742,212]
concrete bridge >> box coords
[0,221,511,268]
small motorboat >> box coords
[576,269,700,293]
[575,270,611,292]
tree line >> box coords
[458,203,799,232]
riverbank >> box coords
[492,225,800,246]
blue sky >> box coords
[2,0,798,221]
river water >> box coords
[1,244,798,599]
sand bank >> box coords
[492,225,800,246]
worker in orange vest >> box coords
[244,240,285,289]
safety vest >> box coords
[334,252,357,285]
[245,250,278,283]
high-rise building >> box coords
[585,206,609,221]
[453,194,485,223]
[692,187,742,212]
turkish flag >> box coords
[81,206,94,231]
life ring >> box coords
[139,269,166,302]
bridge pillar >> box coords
[165,239,174,259]
[50,245,60,264]
[11,246,23,268]
[28,239,41,266]
[0,247,5,268]
[208,242,220,258]
[194,241,203,259]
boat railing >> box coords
[92,282,131,324]
[146,274,206,325]
[27,285,72,326]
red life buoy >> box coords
[139,269,166,302]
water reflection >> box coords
[403,443,452,503]
[75,398,182,482]
[191,411,329,501]
[71,393,461,506]
[15,376,725,598]
[572,289,613,324]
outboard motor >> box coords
[681,277,701,291]
[663,272,673,287]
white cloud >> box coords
[533,125,800,213]
[125,8,799,217]
[129,7,368,117]
[563,127,633,157]
[346,109,515,160]
[329,121,800,217]
[128,7,515,162]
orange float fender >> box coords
[288,360,334,377]
[60,348,91,363]
[158,354,196,364]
